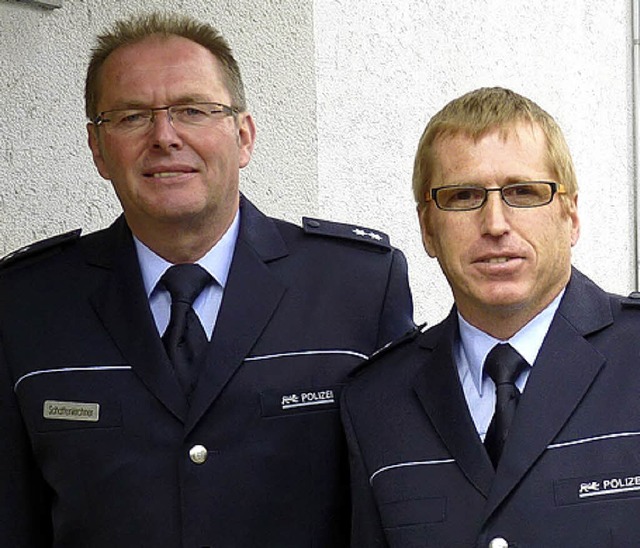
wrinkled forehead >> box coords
[433,119,544,150]
[95,36,228,109]
[100,34,220,79]
[429,122,551,185]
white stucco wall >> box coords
[314,0,634,323]
[0,0,634,326]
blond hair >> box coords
[412,87,577,206]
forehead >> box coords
[432,123,552,185]
[96,35,227,108]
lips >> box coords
[473,247,526,263]
[481,256,518,264]
[143,165,197,178]
[150,171,185,178]
[471,250,527,274]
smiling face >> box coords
[87,34,255,248]
[419,122,580,338]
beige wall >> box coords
[0,0,633,325]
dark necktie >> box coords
[161,264,212,397]
[483,343,528,468]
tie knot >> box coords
[484,343,528,386]
[161,264,211,306]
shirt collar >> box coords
[134,209,240,297]
[457,289,565,396]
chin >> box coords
[477,288,531,311]
[151,195,207,214]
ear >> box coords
[87,123,111,180]
[236,112,256,169]
[417,204,438,258]
[568,193,580,247]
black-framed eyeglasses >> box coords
[91,102,240,136]
[426,181,566,211]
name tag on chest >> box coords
[43,400,100,422]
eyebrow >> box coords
[102,96,217,110]
[443,177,546,187]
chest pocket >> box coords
[15,365,130,433]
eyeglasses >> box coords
[426,181,566,211]
[91,102,240,135]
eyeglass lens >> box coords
[435,182,555,210]
[97,103,233,134]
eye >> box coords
[173,105,210,121]
[502,182,553,207]
[450,189,475,201]
[511,184,539,196]
[505,183,547,200]
[115,110,150,127]
[439,187,483,207]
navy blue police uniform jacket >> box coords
[0,195,414,548]
[342,268,640,548]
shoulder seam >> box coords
[348,323,425,378]
[0,229,82,270]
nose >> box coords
[149,109,183,151]
[480,191,510,236]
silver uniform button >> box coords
[189,444,208,464]
[488,538,509,548]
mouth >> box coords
[481,256,517,264]
[143,166,197,179]
[472,254,525,274]
[149,171,187,179]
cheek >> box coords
[434,218,469,255]
[421,229,437,258]
[427,231,467,282]
[529,215,574,265]
[437,239,465,275]
[99,139,130,166]
[419,216,439,258]
[192,137,234,168]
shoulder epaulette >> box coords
[0,229,82,270]
[349,323,427,378]
[302,217,391,251]
[621,291,640,309]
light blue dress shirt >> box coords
[455,290,564,440]
[133,211,240,340]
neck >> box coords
[470,314,529,341]
[459,291,566,341]
[128,209,237,264]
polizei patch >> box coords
[555,472,640,506]
[261,387,341,417]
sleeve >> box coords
[0,336,53,547]
[376,248,415,347]
[340,385,390,548]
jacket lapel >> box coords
[413,312,495,498]
[483,269,612,520]
[186,198,288,433]
[86,217,188,422]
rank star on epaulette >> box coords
[302,217,391,250]
[352,228,383,241]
